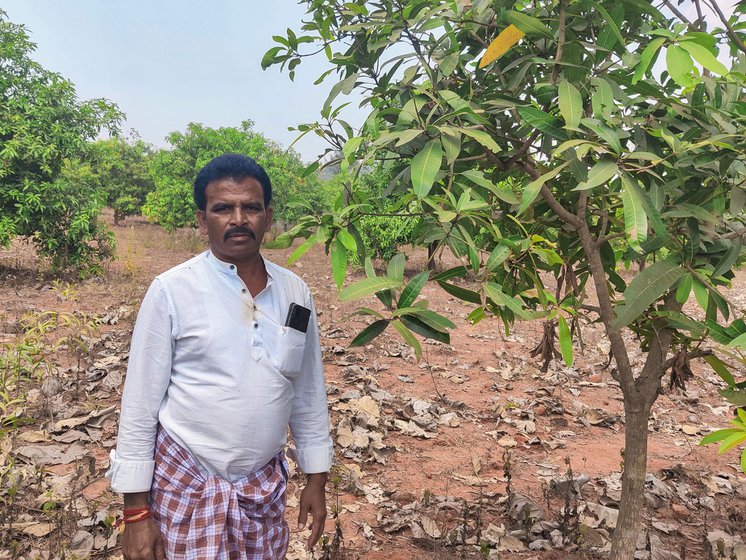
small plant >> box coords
[319,474,344,560]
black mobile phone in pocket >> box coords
[285,302,311,333]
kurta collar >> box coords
[206,251,274,287]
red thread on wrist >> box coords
[116,508,152,528]
[124,511,151,523]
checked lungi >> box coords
[150,427,290,560]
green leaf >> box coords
[440,128,461,165]
[331,239,347,289]
[432,266,468,282]
[484,282,531,320]
[323,72,359,112]
[632,37,666,83]
[505,11,553,39]
[679,40,728,76]
[350,319,389,346]
[611,260,686,328]
[395,128,424,148]
[587,0,626,51]
[399,315,450,343]
[719,431,746,454]
[459,128,501,153]
[518,106,568,141]
[704,354,736,386]
[404,308,456,332]
[558,80,583,129]
[700,428,739,446]
[692,277,709,312]
[398,270,430,309]
[387,253,407,282]
[438,281,482,304]
[663,204,719,223]
[574,159,618,191]
[411,139,443,198]
[460,170,518,204]
[349,307,385,319]
[557,315,573,366]
[339,277,402,302]
[621,175,669,242]
[727,331,746,348]
[675,273,692,304]
[392,318,422,361]
[621,177,648,252]
[581,119,622,153]
[337,229,357,252]
[666,45,695,87]
[342,136,363,162]
[721,388,746,407]
[261,46,284,70]
[486,244,511,272]
[288,236,317,265]
[518,161,570,215]
[713,238,743,278]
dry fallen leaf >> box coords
[680,424,699,436]
[497,435,517,448]
[16,522,55,537]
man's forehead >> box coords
[205,176,265,198]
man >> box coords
[107,153,334,560]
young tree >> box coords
[0,11,122,274]
[142,121,331,230]
[88,137,155,225]
[265,1,746,558]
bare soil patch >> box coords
[0,214,743,559]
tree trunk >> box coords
[610,403,652,560]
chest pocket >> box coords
[271,325,306,376]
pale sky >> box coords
[3,0,350,162]
[3,1,737,162]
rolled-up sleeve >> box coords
[106,279,175,493]
[288,297,334,474]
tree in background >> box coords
[88,136,155,225]
[266,1,746,557]
[142,121,334,230]
[0,11,122,275]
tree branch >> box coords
[704,0,746,55]
[661,0,697,31]
[551,0,567,85]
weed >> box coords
[319,474,345,560]
[557,457,580,546]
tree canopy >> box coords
[88,136,155,225]
[0,10,122,274]
[265,1,746,558]
[142,121,336,230]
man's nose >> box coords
[230,207,248,225]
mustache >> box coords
[224,226,256,241]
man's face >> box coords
[197,176,273,265]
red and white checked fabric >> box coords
[150,427,289,560]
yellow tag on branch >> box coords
[479,24,525,68]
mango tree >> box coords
[88,137,155,225]
[142,121,333,230]
[265,1,746,558]
[0,11,122,274]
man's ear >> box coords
[265,207,274,232]
[197,210,207,234]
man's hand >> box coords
[122,518,166,560]
[297,472,328,549]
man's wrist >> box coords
[305,472,328,487]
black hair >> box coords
[193,153,272,211]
